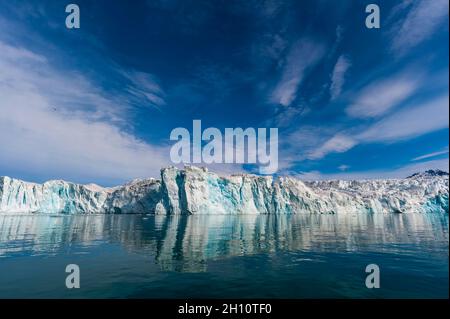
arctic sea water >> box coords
[0,213,448,298]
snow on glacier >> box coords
[0,166,448,214]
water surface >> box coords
[0,213,448,298]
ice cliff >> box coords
[0,166,448,214]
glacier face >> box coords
[0,166,448,214]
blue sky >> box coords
[0,0,448,186]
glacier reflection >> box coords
[0,213,448,272]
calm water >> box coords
[0,213,448,298]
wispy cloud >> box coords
[358,94,449,143]
[389,0,449,55]
[329,55,351,100]
[274,125,335,171]
[297,158,449,181]
[297,94,448,161]
[270,104,310,128]
[346,71,419,118]
[327,25,344,59]
[307,134,356,160]
[270,38,325,106]
[124,70,166,111]
[411,148,449,161]
[0,40,169,185]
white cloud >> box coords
[123,70,166,110]
[330,55,351,100]
[390,0,449,55]
[358,94,449,143]
[338,164,350,171]
[298,158,449,181]
[273,125,335,171]
[270,104,309,127]
[346,72,419,118]
[0,40,170,185]
[271,38,325,106]
[0,41,47,62]
[296,94,448,161]
[411,148,449,161]
[307,134,356,160]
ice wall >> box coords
[0,166,448,214]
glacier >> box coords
[0,166,448,214]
